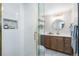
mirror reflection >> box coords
[52,19,65,30]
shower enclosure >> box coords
[38,3,45,56]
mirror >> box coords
[52,19,65,34]
[52,19,65,30]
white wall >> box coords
[40,3,73,16]
[2,3,25,56]
[2,3,38,56]
[71,4,78,25]
[43,4,78,36]
[23,3,38,56]
[17,4,25,56]
[45,11,72,36]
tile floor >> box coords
[39,45,69,56]
[45,48,69,56]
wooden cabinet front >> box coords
[50,37,57,50]
[44,36,51,48]
[57,37,64,51]
[64,37,73,55]
[44,35,72,55]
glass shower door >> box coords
[38,3,45,56]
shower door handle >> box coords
[34,32,38,40]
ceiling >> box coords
[39,3,74,16]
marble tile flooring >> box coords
[45,48,69,56]
[39,45,69,56]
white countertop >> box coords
[40,33,71,37]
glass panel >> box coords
[38,3,45,56]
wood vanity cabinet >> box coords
[64,37,73,55]
[50,37,57,50]
[44,36,51,49]
[56,37,64,52]
[44,35,73,55]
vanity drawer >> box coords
[44,36,51,48]
[50,36,57,50]
[64,37,73,55]
[64,37,71,47]
[57,38,64,51]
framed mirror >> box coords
[52,19,65,34]
[52,19,65,30]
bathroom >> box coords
[38,3,78,56]
[0,3,78,56]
